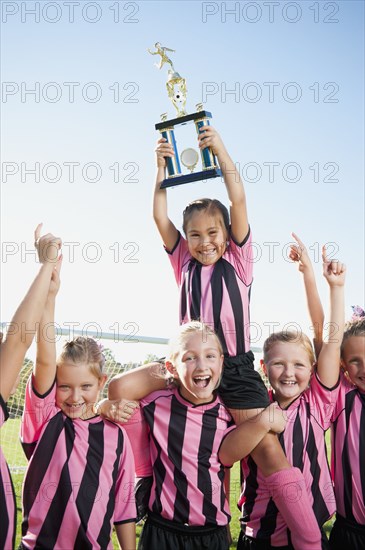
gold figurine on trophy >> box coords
[149,43,221,188]
[148,42,175,70]
[148,42,187,118]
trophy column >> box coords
[159,123,182,178]
[194,116,219,171]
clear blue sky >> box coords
[1,0,364,362]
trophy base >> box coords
[155,110,213,130]
[160,168,222,189]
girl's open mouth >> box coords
[193,375,211,388]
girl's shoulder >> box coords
[140,387,175,407]
[98,415,127,431]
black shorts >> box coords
[329,514,365,550]
[237,532,294,550]
[218,351,270,410]
[238,528,330,549]
[138,513,229,550]
[135,476,153,522]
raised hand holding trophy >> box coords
[148,43,221,188]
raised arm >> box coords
[152,138,179,251]
[0,225,60,401]
[198,126,248,243]
[33,256,62,395]
[316,246,346,388]
[289,232,325,357]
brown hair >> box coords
[182,198,230,236]
[263,330,315,365]
[57,337,105,379]
[341,318,365,356]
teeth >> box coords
[193,375,211,388]
[281,381,297,385]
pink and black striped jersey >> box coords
[20,377,136,549]
[0,395,16,550]
[330,373,365,525]
[239,374,336,547]
[166,229,253,357]
[140,387,234,526]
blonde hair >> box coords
[263,330,315,365]
[341,318,365,356]
[168,321,223,365]
[57,337,105,379]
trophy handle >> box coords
[194,118,219,170]
[159,127,182,177]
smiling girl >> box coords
[0,226,60,550]
[20,232,137,550]
[111,321,286,550]
[325,317,365,550]
[288,236,365,549]
[237,245,346,549]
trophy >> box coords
[148,42,222,189]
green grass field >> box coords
[1,418,27,468]
[4,419,334,548]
